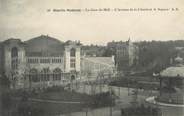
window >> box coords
[52,59,55,63]
[11,47,18,69]
[41,68,50,81]
[11,59,18,69]
[71,75,75,80]
[52,58,62,63]
[11,47,18,57]
[70,59,76,68]
[29,69,39,82]
[28,58,39,63]
[53,68,62,81]
[70,48,76,57]
[40,59,50,63]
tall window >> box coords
[70,48,76,57]
[29,69,39,82]
[41,68,50,81]
[53,68,62,81]
[11,47,18,69]
[70,59,76,68]
[11,47,18,57]
[40,59,50,63]
[71,75,75,81]
[28,58,39,64]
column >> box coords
[159,77,162,96]
[75,47,80,72]
[65,46,70,72]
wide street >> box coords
[61,83,184,116]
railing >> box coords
[158,93,184,104]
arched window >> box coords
[11,47,18,57]
[70,48,76,57]
[11,47,18,69]
[53,68,62,81]
[71,75,75,81]
[29,69,38,82]
[41,68,50,81]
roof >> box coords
[25,35,65,57]
[160,66,184,78]
[175,56,183,62]
[83,57,114,67]
[3,38,26,46]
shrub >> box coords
[121,104,161,116]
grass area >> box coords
[32,88,91,102]
[17,101,86,116]
[121,104,162,116]
[8,86,114,116]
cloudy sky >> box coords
[0,0,184,45]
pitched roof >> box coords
[83,57,114,67]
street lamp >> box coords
[108,85,115,116]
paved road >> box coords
[65,107,121,116]
[26,79,184,116]
[63,85,184,116]
[59,86,135,116]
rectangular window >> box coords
[27,58,39,64]
[70,59,76,68]
[52,58,62,63]
[40,59,50,63]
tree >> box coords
[86,69,92,81]
[0,73,12,116]
[0,72,10,91]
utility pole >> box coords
[86,109,88,116]
[83,82,86,93]
[118,86,121,96]
[98,73,102,93]
[150,77,153,96]
[127,71,130,96]
[109,86,113,116]
[127,78,130,96]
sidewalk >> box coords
[146,96,184,107]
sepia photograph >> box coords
[0,0,184,116]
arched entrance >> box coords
[53,68,62,81]
[29,68,39,82]
[71,75,75,81]
[40,68,50,81]
[11,47,18,70]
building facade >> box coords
[116,38,139,74]
[81,56,115,80]
[0,35,81,89]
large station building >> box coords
[0,35,115,89]
[0,35,81,89]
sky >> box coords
[0,0,184,45]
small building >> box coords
[158,66,184,104]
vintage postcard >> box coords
[0,0,183,116]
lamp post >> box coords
[127,78,130,96]
[108,85,114,116]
